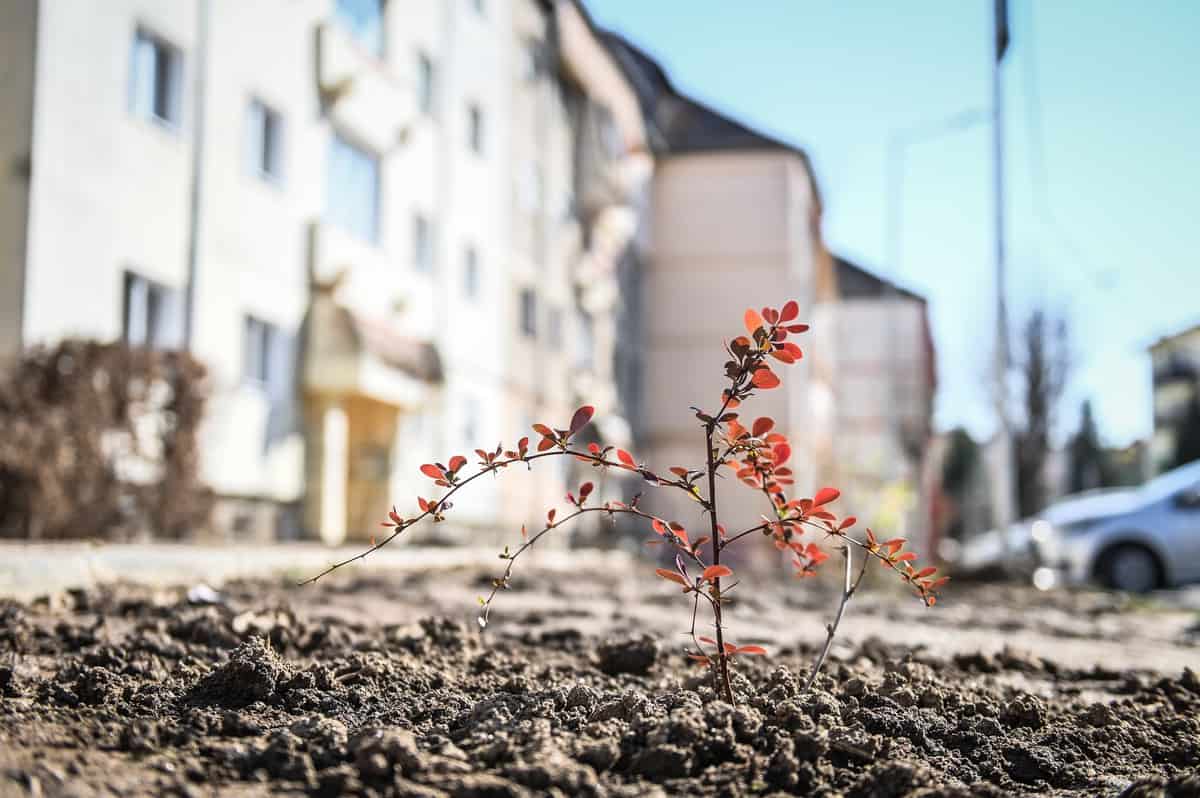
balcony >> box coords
[317,22,412,155]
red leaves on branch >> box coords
[703,565,733,581]
[744,308,764,335]
[812,487,840,507]
[569,405,595,437]
[655,569,690,588]
[752,417,774,437]
[751,368,780,390]
[419,464,442,480]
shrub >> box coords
[305,302,944,702]
[0,340,212,540]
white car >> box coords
[1032,460,1200,592]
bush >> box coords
[0,340,212,540]
[305,302,944,704]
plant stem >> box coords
[804,543,868,691]
[704,423,735,703]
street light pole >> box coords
[992,0,1016,532]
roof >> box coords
[598,30,809,158]
[834,255,926,303]
[340,309,444,383]
[1149,321,1200,353]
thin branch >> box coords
[803,543,869,691]
[299,446,697,586]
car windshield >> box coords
[1138,459,1200,504]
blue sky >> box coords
[587,0,1199,446]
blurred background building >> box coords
[0,0,938,550]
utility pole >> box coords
[991,0,1017,531]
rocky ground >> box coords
[1,554,1198,797]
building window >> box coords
[245,99,284,183]
[547,307,562,351]
[123,272,180,349]
[334,0,385,57]
[243,316,279,385]
[129,29,182,128]
[462,398,478,448]
[463,245,479,299]
[416,52,435,116]
[413,214,433,272]
[576,311,594,369]
[471,0,485,16]
[519,289,537,338]
[467,103,484,154]
[327,132,380,244]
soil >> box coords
[1,561,1198,797]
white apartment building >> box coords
[0,0,649,544]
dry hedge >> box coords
[0,340,212,540]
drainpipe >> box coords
[181,0,210,351]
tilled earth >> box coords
[1,562,1198,797]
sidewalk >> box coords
[0,540,630,600]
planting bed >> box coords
[1,563,1198,797]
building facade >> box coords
[1149,322,1200,471]
[0,0,647,544]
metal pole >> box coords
[992,0,1015,530]
[182,0,209,351]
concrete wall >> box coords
[643,150,826,539]
[0,0,38,361]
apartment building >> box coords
[1150,322,1200,471]
[0,0,648,544]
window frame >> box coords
[242,315,277,387]
[519,288,537,339]
[416,51,435,117]
[333,0,387,59]
[129,27,184,130]
[462,245,480,300]
[245,97,286,185]
[122,271,179,350]
[326,130,382,245]
[413,213,433,273]
[467,103,485,155]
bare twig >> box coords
[804,543,869,691]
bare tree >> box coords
[1013,309,1070,517]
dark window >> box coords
[413,214,433,272]
[130,29,182,127]
[245,99,284,182]
[327,132,380,243]
[243,316,278,385]
[467,104,484,154]
[519,289,537,338]
[463,245,479,299]
[335,0,385,56]
[417,52,435,116]
[123,272,180,349]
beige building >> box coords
[1149,322,1200,470]
[0,0,647,544]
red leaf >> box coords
[651,518,667,535]
[532,423,553,436]
[417,497,430,512]
[547,508,557,524]
[703,565,733,581]
[752,368,780,389]
[617,449,636,468]
[915,566,937,579]
[927,576,951,590]
[780,342,803,360]
[752,417,775,437]
[698,636,717,645]
[569,405,594,436]
[537,437,555,452]
[579,481,594,498]
[737,645,767,655]
[780,300,799,322]
[655,569,689,587]
[786,323,810,333]
[772,443,792,466]
[744,308,764,334]
[812,487,840,507]
[838,516,857,530]
[895,551,918,562]
[521,524,528,540]
[448,455,467,473]
[762,307,779,324]
[419,464,443,480]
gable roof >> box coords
[598,30,808,158]
[834,255,926,303]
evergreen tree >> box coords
[1068,399,1107,492]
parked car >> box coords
[1032,459,1200,592]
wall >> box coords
[0,0,38,361]
[643,150,825,541]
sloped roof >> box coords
[834,255,926,303]
[599,31,808,157]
